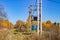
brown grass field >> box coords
[0,28,60,40]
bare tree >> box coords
[0,5,8,20]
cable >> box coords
[48,0,60,3]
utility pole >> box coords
[37,0,42,36]
[29,0,42,35]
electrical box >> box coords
[33,16,37,21]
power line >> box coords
[48,0,60,3]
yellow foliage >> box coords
[24,22,30,28]
[42,21,52,28]
[42,22,47,27]
[0,19,13,28]
[15,20,25,28]
[46,23,51,27]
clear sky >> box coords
[42,0,60,23]
[0,0,60,24]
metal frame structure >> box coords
[29,0,42,36]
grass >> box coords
[0,28,40,40]
[0,28,59,40]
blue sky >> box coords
[42,0,60,23]
[0,0,60,24]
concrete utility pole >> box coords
[37,0,42,36]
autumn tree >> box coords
[0,19,13,29]
[14,20,26,32]
[42,20,52,28]
[14,20,25,28]
[0,18,3,28]
[46,20,52,27]
[42,22,46,27]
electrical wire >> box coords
[47,0,60,3]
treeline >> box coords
[0,18,59,29]
[42,20,60,40]
[0,18,13,29]
[0,18,29,31]
[42,20,59,28]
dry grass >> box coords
[0,28,41,40]
[0,28,60,40]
